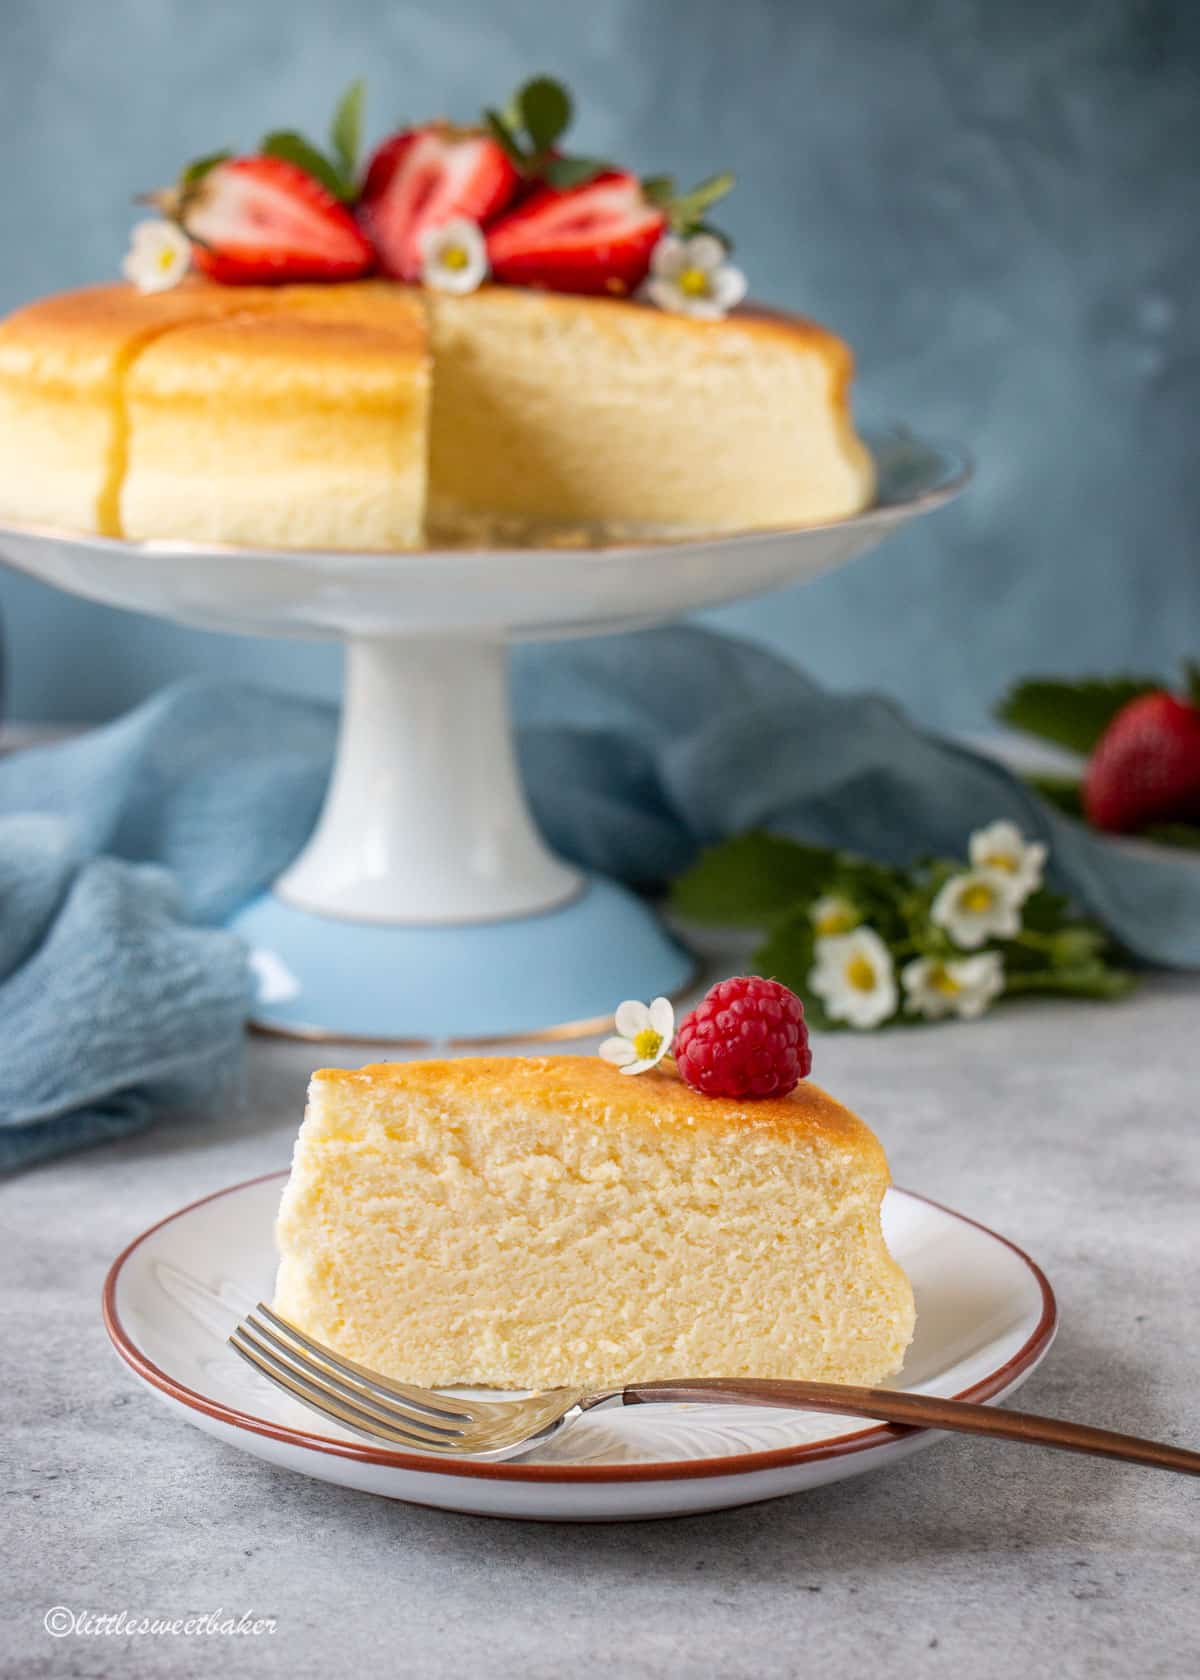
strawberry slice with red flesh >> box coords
[485,171,665,296]
[1083,691,1200,832]
[360,126,519,282]
[182,156,372,285]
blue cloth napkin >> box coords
[3,625,1198,1170]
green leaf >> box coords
[669,832,837,926]
[751,909,821,1002]
[541,154,608,189]
[329,78,365,188]
[667,171,736,233]
[1023,771,1085,818]
[179,149,232,192]
[260,129,348,200]
[996,675,1161,755]
[483,108,528,170]
[640,174,676,207]
[517,76,572,150]
[1141,820,1200,852]
[1016,885,1074,933]
[1046,925,1109,966]
[1003,963,1136,1001]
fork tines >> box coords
[229,1303,472,1450]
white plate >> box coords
[103,1174,1055,1523]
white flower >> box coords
[600,997,675,1075]
[809,928,898,1029]
[419,217,488,295]
[930,868,1024,949]
[968,820,1047,905]
[902,952,1005,1021]
[122,219,192,293]
[640,233,747,321]
[811,894,860,937]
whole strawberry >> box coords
[675,976,811,1100]
[1084,677,1200,833]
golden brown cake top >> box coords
[311,1055,888,1165]
[0,277,846,380]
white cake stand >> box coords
[0,426,968,1041]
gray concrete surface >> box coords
[4,978,1199,1678]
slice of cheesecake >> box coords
[274,1056,914,1390]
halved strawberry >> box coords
[484,170,665,296]
[359,125,519,281]
[168,156,372,285]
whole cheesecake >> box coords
[273,1055,915,1390]
[0,278,875,550]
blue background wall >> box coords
[1,0,1197,728]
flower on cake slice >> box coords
[809,927,897,1029]
[640,232,746,322]
[123,219,192,293]
[599,997,675,1075]
[901,952,1005,1021]
[420,218,489,294]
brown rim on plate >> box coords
[102,1171,1056,1485]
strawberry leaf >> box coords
[516,76,572,151]
[179,149,232,192]
[1023,772,1085,818]
[1183,658,1200,709]
[640,175,676,208]
[483,108,528,170]
[260,129,349,200]
[666,172,735,234]
[330,78,365,189]
[996,675,1162,755]
[670,832,837,925]
[1003,963,1135,1000]
[1141,821,1200,852]
[541,154,608,189]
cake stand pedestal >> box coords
[0,427,968,1042]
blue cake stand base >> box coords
[232,877,696,1045]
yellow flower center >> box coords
[930,966,961,996]
[157,246,177,272]
[678,266,711,298]
[960,882,995,914]
[441,244,470,271]
[816,904,856,936]
[845,954,877,992]
[632,1027,663,1061]
[984,850,1018,873]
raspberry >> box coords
[674,976,811,1100]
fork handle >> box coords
[620,1379,1200,1476]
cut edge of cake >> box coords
[273,1056,916,1392]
